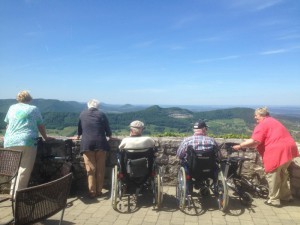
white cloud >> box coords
[228,0,284,11]
[193,55,240,64]
[255,0,284,11]
[277,34,300,40]
[260,49,288,55]
[260,46,300,55]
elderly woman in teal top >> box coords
[4,90,51,195]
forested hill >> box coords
[0,102,255,137]
[0,99,145,114]
[0,99,299,140]
[107,105,255,136]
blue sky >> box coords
[0,0,299,106]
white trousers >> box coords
[9,146,37,196]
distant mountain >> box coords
[164,105,300,118]
[106,105,256,136]
[0,99,147,114]
[1,99,300,116]
[1,99,299,140]
[267,106,300,118]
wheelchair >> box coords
[111,148,163,210]
[176,146,229,212]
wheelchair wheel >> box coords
[216,170,229,212]
[176,166,187,210]
[239,191,253,206]
[257,185,269,199]
[111,165,118,209]
[154,173,163,209]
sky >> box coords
[0,0,300,106]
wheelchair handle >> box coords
[223,142,249,162]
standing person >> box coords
[4,90,52,194]
[232,107,299,207]
[177,120,219,160]
[119,120,155,151]
[77,99,112,198]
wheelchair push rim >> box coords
[111,165,118,209]
[176,166,187,210]
[216,170,229,212]
[153,172,163,209]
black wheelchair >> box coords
[176,146,229,212]
[111,148,163,210]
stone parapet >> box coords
[1,137,300,198]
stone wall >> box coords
[2,137,300,198]
[289,157,300,197]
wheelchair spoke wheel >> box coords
[111,165,118,209]
[154,173,163,209]
[216,170,229,212]
[239,191,253,206]
[176,167,187,210]
[257,185,269,199]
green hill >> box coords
[1,99,299,140]
[0,99,146,114]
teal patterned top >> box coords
[4,103,44,147]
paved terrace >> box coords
[1,186,300,225]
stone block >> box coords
[24,137,300,194]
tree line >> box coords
[0,106,255,137]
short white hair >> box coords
[129,120,144,135]
[255,107,270,117]
[87,99,100,109]
[129,120,144,128]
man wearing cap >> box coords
[177,120,219,159]
[119,120,155,151]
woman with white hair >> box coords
[233,107,299,207]
[77,99,112,198]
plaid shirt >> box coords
[177,134,218,159]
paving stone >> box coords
[1,186,300,225]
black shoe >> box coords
[88,193,96,199]
[264,200,282,208]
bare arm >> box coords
[232,138,260,151]
[38,124,50,141]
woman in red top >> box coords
[233,107,299,207]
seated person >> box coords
[119,120,156,179]
[177,120,219,160]
[119,120,155,151]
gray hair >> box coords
[130,127,143,135]
[255,107,270,117]
[87,99,100,109]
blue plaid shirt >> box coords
[177,134,218,159]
